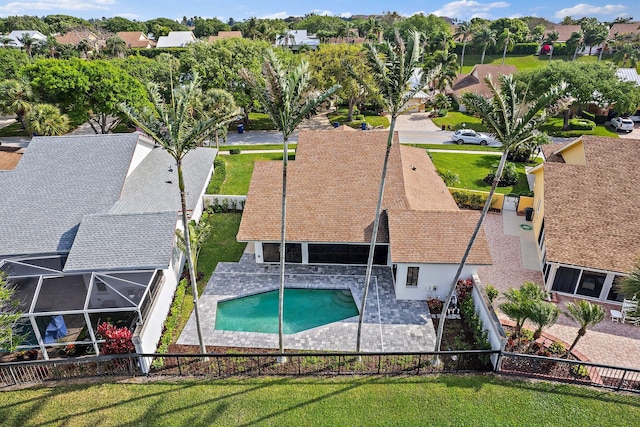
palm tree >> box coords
[77,38,91,58]
[351,30,438,353]
[201,88,238,149]
[543,31,559,61]
[434,75,566,351]
[613,43,640,68]
[597,37,614,62]
[567,31,585,61]
[564,300,605,358]
[363,17,384,43]
[17,33,37,57]
[0,36,14,48]
[120,75,240,355]
[427,51,458,93]
[499,281,548,336]
[617,260,640,298]
[528,301,560,339]
[24,104,70,136]
[430,31,451,54]
[176,211,212,274]
[106,36,127,58]
[240,50,339,361]
[498,29,514,65]
[454,22,473,70]
[0,79,34,129]
[473,26,496,64]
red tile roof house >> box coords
[449,64,517,111]
[529,136,640,304]
[117,31,156,48]
[237,128,492,301]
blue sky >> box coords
[0,0,635,23]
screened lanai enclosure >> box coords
[1,255,164,360]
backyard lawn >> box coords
[212,152,294,195]
[1,376,638,426]
[538,117,619,138]
[459,53,600,74]
[219,144,295,151]
[327,108,390,129]
[432,112,487,132]
[411,143,501,152]
[429,152,536,195]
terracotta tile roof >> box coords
[55,29,98,45]
[208,31,243,42]
[388,209,492,264]
[116,31,156,48]
[543,136,640,273]
[544,25,582,42]
[237,128,492,266]
[451,65,517,99]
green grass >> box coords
[238,112,278,131]
[409,143,501,152]
[539,117,619,138]
[327,108,390,129]
[429,152,535,194]
[219,144,295,151]
[0,121,29,137]
[431,112,487,132]
[1,376,638,425]
[216,152,294,195]
[459,53,602,74]
[177,212,246,334]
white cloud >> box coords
[339,12,352,18]
[309,9,336,16]
[430,0,509,20]
[261,11,289,19]
[0,0,113,15]
[115,12,139,20]
[553,3,627,19]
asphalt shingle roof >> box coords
[63,211,178,272]
[0,134,140,257]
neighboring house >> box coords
[609,22,640,42]
[0,133,215,370]
[529,136,640,303]
[275,30,319,50]
[54,29,102,52]
[237,128,492,301]
[5,30,47,48]
[449,64,517,109]
[406,68,436,111]
[543,25,592,55]
[117,31,156,48]
[156,31,197,48]
[208,31,242,42]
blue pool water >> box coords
[214,288,359,334]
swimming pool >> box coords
[214,288,359,334]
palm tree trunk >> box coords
[502,42,507,65]
[178,161,207,355]
[460,42,467,69]
[435,150,509,351]
[565,328,585,358]
[355,118,396,353]
[481,46,487,64]
[572,47,578,61]
[278,136,289,362]
[549,46,553,62]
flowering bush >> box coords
[96,322,134,355]
[455,279,474,300]
[427,297,444,314]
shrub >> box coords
[520,328,534,342]
[153,279,189,367]
[548,341,566,355]
[570,364,590,378]
[207,158,226,194]
[438,169,460,187]
[512,43,539,55]
[229,148,241,155]
[485,285,499,303]
[580,111,595,121]
[568,118,595,131]
[451,190,470,207]
[96,322,134,355]
[448,96,459,112]
[427,297,444,314]
[483,161,517,187]
[506,146,533,163]
[438,109,448,117]
[594,115,607,125]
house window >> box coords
[606,276,626,302]
[406,267,419,287]
[576,271,606,298]
[551,266,580,294]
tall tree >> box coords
[544,31,559,61]
[434,74,565,351]
[498,28,514,65]
[201,88,238,149]
[581,18,609,55]
[24,103,70,136]
[427,50,458,93]
[567,31,585,60]
[120,75,240,355]
[564,300,605,358]
[352,30,437,353]
[308,44,374,122]
[0,79,34,128]
[454,21,473,70]
[473,26,496,64]
[613,43,640,68]
[106,36,127,59]
[17,33,38,57]
[240,50,339,361]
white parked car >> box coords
[610,117,634,133]
[451,129,491,145]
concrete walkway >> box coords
[478,211,640,369]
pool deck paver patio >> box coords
[178,255,436,352]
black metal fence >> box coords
[499,352,640,394]
[2,350,640,395]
